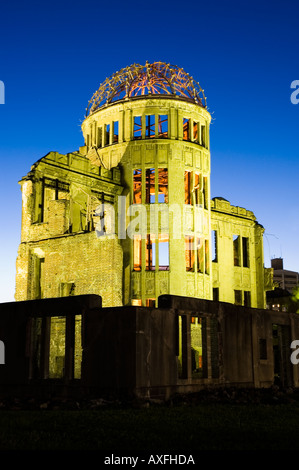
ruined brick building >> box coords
[15,62,273,309]
[6,62,295,399]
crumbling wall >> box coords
[15,233,123,307]
[15,150,123,306]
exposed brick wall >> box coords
[16,150,124,307]
[16,232,123,307]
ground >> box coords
[0,387,299,453]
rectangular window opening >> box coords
[158,115,168,138]
[146,234,156,271]
[242,237,249,267]
[194,173,202,206]
[193,121,199,143]
[184,171,191,205]
[49,316,66,379]
[244,290,251,307]
[158,168,168,203]
[191,316,204,378]
[234,290,242,305]
[177,315,187,379]
[159,233,169,271]
[133,116,142,139]
[146,298,156,307]
[35,178,46,223]
[185,236,194,272]
[132,299,142,306]
[133,169,142,204]
[146,168,155,203]
[233,235,241,266]
[35,256,44,299]
[39,179,69,224]
[201,125,206,147]
[213,287,219,301]
[212,230,218,262]
[146,115,155,138]
[183,118,190,141]
[133,234,142,271]
[105,124,110,146]
[113,121,119,143]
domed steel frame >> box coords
[86,61,207,116]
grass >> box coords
[1,401,299,451]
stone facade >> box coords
[15,151,123,307]
[15,63,273,308]
[211,197,272,308]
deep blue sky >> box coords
[0,0,298,302]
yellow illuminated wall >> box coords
[15,73,272,309]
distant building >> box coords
[266,258,299,312]
[271,257,299,293]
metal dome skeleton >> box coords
[86,61,207,116]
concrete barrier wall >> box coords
[0,294,299,399]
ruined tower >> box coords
[15,62,272,308]
[81,62,212,306]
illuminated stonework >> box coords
[15,62,273,309]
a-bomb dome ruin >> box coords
[86,61,207,116]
